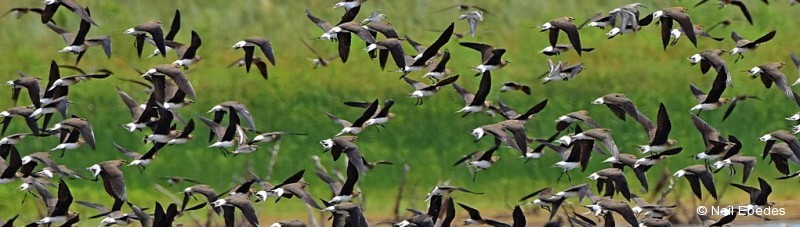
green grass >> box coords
[1,0,799,225]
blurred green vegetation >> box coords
[0,0,799,224]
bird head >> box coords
[668,139,679,146]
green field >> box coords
[1,0,799,225]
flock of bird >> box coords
[2,0,800,226]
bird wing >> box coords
[651,103,671,145]
[457,203,484,221]
[470,71,492,106]
[763,67,793,98]
[730,1,753,25]
[459,42,494,62]
[415,23,454,65]
[165,10,181,41]
[305,9,333,31]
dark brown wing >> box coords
[165,10,181,41]
[670,13,697,47]
[554,21,582,55]
[305,9,332,31]
[414,22,454,65]
[180,31,201,60]
[470,71,492,106]
[750,30,777,46]
[651,103,671,145]
[101,170,127,201]
[351,99,379,127]
[70,12,91,46]
[660,17,673,49]
[703,65,728,103]
[52,179,73,216]
[459,42,494,62]
[515,99,548,120]
[387,43,406,70]
[337,33,351,62]
[41,4,59,24]
[730,1,753,25]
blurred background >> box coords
[1,0,799,225]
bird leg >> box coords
[400,70,410,78]
[557,171,565,182]
[567,172,573,184]
[218,148,229,157]
[60,149,66,158]
[670,38,679,46]
[21,192,28,205]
